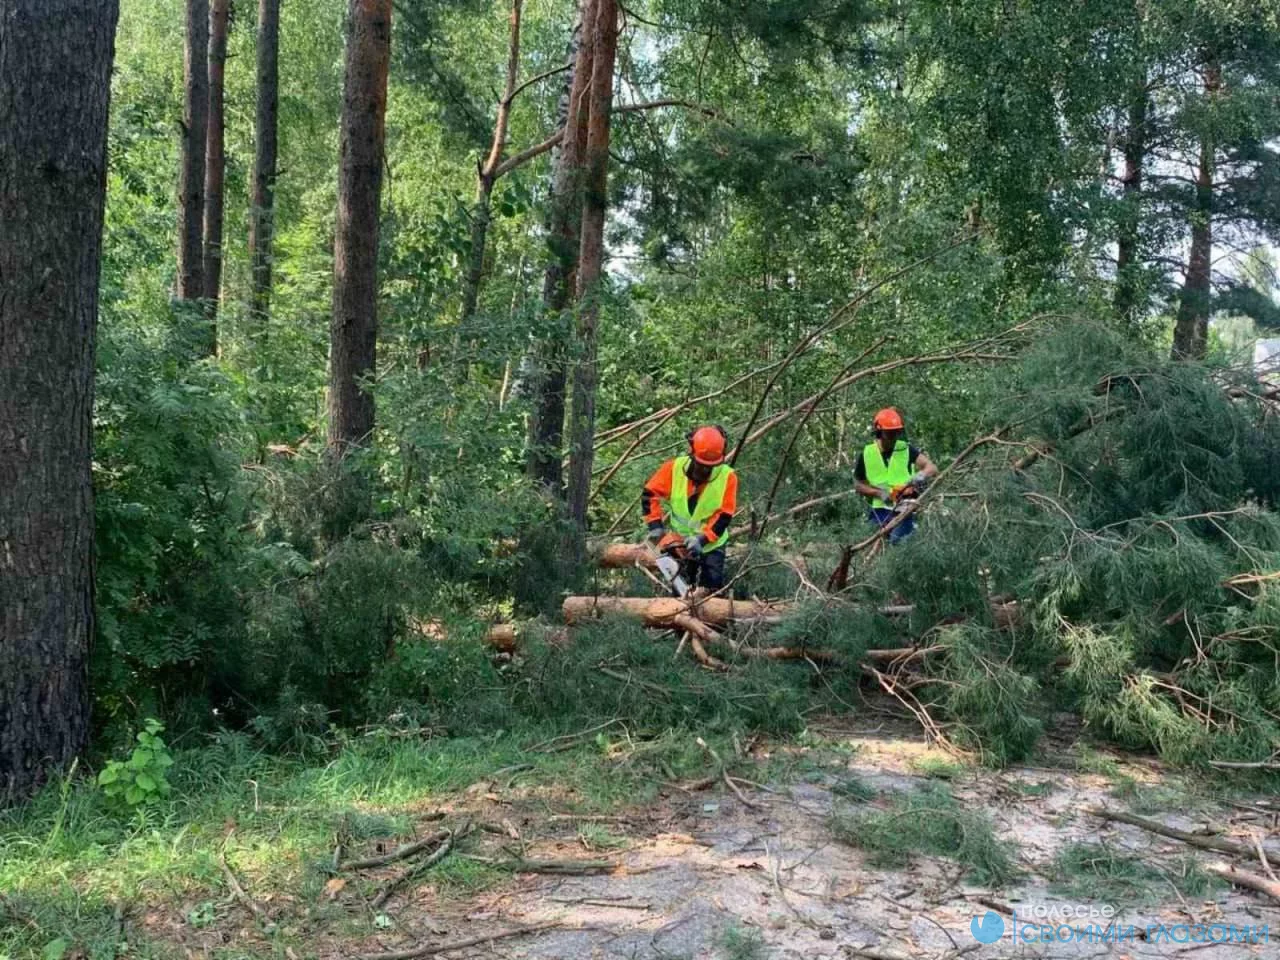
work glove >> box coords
[877,486,893,504]
[910,471,931,489]
[684,534,706,558]
[645,522,666,544]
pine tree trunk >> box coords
[459,0,523,328]
[1171,60,1220,361]
[201,0,230,351]
[178,0,210,303]
[564,0,618,533]
[1114,77,1147,321]
[0,0,119,805]
[526,0,593,495]
[249,0,281,327]
[459,182,494,326]
[328,0,392,454]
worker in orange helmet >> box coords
[642,425,738,590]
[853,407,937,544]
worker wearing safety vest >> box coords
[642,425,738,589]
[853,407,937,544]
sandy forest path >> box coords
[160,723,1277,960]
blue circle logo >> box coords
[970,911,1005,944]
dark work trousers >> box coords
[690,548,727,589]
[869,507,916,545]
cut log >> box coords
[1206,861,1280,904]
[488,623,518,652]
[563,595,787,626]
[594,542,658,569]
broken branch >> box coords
[1206,861,1280,904]
[354,920,562,960]
[1086,807,1280,863]
[340,831,450,871]
[220,850,269,927]
[370,830,459,910]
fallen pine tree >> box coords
[480,325,1280,768]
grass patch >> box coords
[720,925,770,960]
[1051,842,1220,906]
[831,783,1016,887]
[577,824,630,851]
[1015,780,1059,797]
[1071,744,1125,777]
[0,719,745,960]
[832,774,878,802]
[911,753,967,780]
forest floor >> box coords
[18,716,1274,960]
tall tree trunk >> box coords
[565,0,618,532]
[459,0,523,327]
[201,0,230,352]
[249,0,281,327]
[178,0,210,303]
[327,0,392,454]
[1171,59,1220,361]
[526,0,593,495]
[1114,77,1147,321]
[0,0,119,805]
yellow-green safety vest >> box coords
[668,456,733,552]
[863,440,911,509]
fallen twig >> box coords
[220,850,269,926]
[370,830,459,910]
[1254,833,1279,883]
[597,665,676,698]
[1208,758,1280,770]
[355,920,562,960]
[1086,807,1280,863]
[461,853,616,874]
[696,736,762,809]
[1206,861,1280,904]
[549,896,651,909]
[340,831,450,871]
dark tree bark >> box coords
[565,0,618,532]
[1114,76,1148,321]
[201,0,230,350]
[1171,59,1220,361]
[526,0,593,495]
[327,0,392,454]
[178,0,210,303]
[249,0,281,327]
[459,0,523,327]
[0,0,119,804]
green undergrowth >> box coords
[0,716,743,960]
[1051,842,1220,906]
[830,782,1016,886]
[789,327,1280,768]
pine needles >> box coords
[787,324,1280,767]
[830,783,1017,886]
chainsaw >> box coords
[648,534,692,598]
[889,475,930,514]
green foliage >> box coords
[513,619,811,736]
[720,925,771,960]
[96,720,174,807]
[831,782,1016,886]
[1051,842,1219,906]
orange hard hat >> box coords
[689,425,727,465]
[872,407,904,432]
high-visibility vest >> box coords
[863,441,911,509]
[667,456,733,552]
